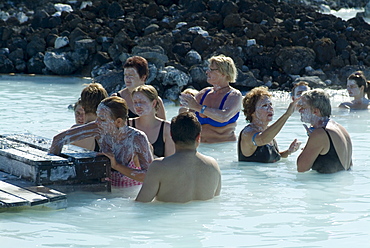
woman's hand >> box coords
[288,139,301,154]
[179,93,199,110]
[102,152,118,170]
[285,97,300,116]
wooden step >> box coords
[0,181,66,209]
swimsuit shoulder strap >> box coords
[219,91,232,109]
[199,89,212,105]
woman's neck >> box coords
[312,116,330,129]
[250,120,268,132]
[213,83,230,93]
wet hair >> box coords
[301,89,331,118]
[208,54,237,83]
[171,112,201,145]
[80,83,108,114]
[123,56,149,81]
[131,85,159,110]
[242,86,272,123]
[348,71,370,98]
[73,98,82,111]
[292,81,310,97]
[100,96,128,121]
[181,88,199,97]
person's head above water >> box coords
[80,82,108,115]
[347,71,370,99]
[207,54,237,83]
[171,112,201,146]
[291,81,310,100]
[299,89,331,119]
[98,96,128,121]
[123,56,149,90]
[131,85,160,113]
[73,99,85,125]
[242,86,272,123]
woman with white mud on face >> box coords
[238,86,301,163]
[49,96,153,187]
[129,85,175,158]
[339,71,370,110]
[297,89,353,173]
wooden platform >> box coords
[0,180,67,210]
[0,133,110,192]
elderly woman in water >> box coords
[298,89,352,173]
[180,54,242,143]
[238,86,301,163]
[49,96,153,187]
[339,71,370,110]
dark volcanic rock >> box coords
[1,0,370,97]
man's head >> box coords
[171,112,201,145]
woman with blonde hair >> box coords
[180,55,242,143]
[129,85,175,158]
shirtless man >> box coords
[297,89,352,173]
[136,112,221,203]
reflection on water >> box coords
[0,76,369,247]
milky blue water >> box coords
[0,75,369,247]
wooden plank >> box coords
[25,186,66,202]
[0,181,48,206]
[0,190,29,208]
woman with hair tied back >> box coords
[129,85,175,158]
[49,96,153,187]
[339,71,370,110]
[179,54,242,143]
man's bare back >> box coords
[136,149,221,203]
[136,112,221,203]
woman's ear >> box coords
[114,117,125,128]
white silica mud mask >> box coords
[132,92,152,116]
[254,96,274,123]
[294,86,309,99]
[96,104,116,135]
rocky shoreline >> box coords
[1,0,370,101]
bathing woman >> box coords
[238,86,300,163]
[180,55,242,143]
[49,96,153,187]
[298,89,353,173]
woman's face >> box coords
[206,63,224,85]
[253,96,274,123]
[132,92,154,116]
[347,79,362,97]
[96,104,117,135]
[74,104,85,125]
[124,67,145,90]
[298,97,315,123]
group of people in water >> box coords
[49,54,363,203]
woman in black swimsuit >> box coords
[297,89,353,173]
[129,85,175,158]
[113,56,166,119]
[238,86,301,163]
